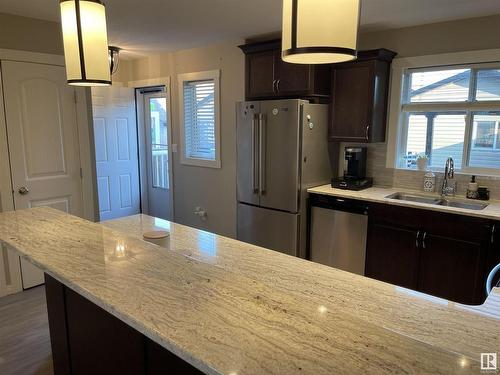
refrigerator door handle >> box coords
[258,113,266,195]
[251,114,259,194]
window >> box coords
[178,70,220,168]
[148,96,169,189]
[469,113,500,169]
[395,62,500,173]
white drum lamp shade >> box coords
[60,0,111,86]
[282,0,361,64]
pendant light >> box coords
[60,0,111,86]
[282,0,361,64]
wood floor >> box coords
[0,286,53,375]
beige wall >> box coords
[124,40,244,237]
[358,14,500,57]
[0,13,63,55]
[112,59,133,84]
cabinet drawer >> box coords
[369,202,491,242]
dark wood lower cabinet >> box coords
[365,223,420,290]
[417,234,484,304]
[44,274,203,375]
[364,202,492,305]
[309,194,497,305]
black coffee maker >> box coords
[331,147,373,190]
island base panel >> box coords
[44,274,203,375]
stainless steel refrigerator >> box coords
[236,99,331,258]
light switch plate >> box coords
[172,144,178,153]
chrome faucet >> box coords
[441,157,456,197]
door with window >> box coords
[2,60,84,288]
[144,92,173,220]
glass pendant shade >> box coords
[60,0,111,86]
[282,0,360,64]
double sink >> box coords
[385,192,489,211]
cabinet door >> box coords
[246,51,276,99]
[365,222,420,289]
[418,233,485,304]
[274,52,312,96]
[329,61,374,142]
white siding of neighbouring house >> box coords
[469,149,500,169]
[430,114,466,169]
[406,115,427,156]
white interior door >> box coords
[144,92,173,220]
[1,60,84,289]
[92,86,140,221]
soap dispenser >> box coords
[466,175,478,199]
[423,170,436,192]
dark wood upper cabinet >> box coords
[329,49,397,143]
[275,53,312,96]
[246,50,276,99]
[239,39,331,100]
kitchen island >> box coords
[0,207,499,374]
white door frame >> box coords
[128,77,174,219]
[0,48,97,296]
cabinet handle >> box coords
[415,230,420,248]
[272,79,277,93]
[491,224,496,244]
[365,124,370,140]
[422,232,427,249]
[276,79,280,93]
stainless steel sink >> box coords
[385,192,488,211]
[436,199,488,210]
[385,192,442,205]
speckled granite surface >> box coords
[308,184,500,220]
[0,207,498,374]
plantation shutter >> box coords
[183,79,216,160]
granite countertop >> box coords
[308,184,500,220]
[0,207,499,374]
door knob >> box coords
[18,186,29,195]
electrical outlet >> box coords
[172,144,178,153]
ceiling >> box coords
[1,0,500,58]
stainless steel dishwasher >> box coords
[309,195,368,276]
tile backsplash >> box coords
[340,142,500,200]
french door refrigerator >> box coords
[236,99,331,257]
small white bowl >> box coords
[143,230,169,247]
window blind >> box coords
[183,79,216,161]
